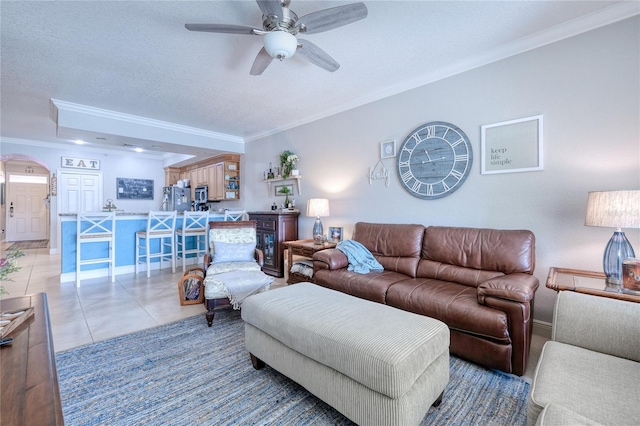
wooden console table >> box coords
[0,293,64,425]
[546,267,640,303]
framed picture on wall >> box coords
[480,115,543,174]
[329,226,343,243]
[380,140,396,159]
[274,184,294,196]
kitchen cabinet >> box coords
[249,211,299,277]
[164,154,241,201]
[164,167,180,186]
[208,163,224,200]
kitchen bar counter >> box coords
[59,212,225,282]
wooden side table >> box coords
[0,293,64,425]
[546,267,640,303]
[284,239,337,284]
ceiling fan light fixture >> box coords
[263,30,297,61]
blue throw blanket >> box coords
[336,240,384,274]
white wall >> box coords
[242,17,640,323]
[0,141,167,250]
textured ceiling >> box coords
[1,1,637,162]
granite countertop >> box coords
[60,211,229,217]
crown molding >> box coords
[51,99,244,144]
[244,2,639,142]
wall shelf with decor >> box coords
[263,175,302,196]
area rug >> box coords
[56,310,529,425]
[4,239,48,250]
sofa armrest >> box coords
[553,291,640,362]
[477,273,539,304]
[313,248,349,271]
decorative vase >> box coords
[284,194,290,207]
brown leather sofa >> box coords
[313,222,539,376]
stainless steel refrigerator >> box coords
[162,186,191,212]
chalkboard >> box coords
[116,178,154,200]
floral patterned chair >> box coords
[203,220,273,326]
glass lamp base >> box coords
[312,218,323,245]
[603,229,636,286]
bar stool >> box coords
[175,211,209,272]
[224,210,247,221]
[76,211,116,287]
[135,210,177,278]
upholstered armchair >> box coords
[203,220,273,326]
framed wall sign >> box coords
[61,156,101,170]
[481,115,543,174]
[380,140,396,159]
[117,178,154,200]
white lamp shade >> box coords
[263,31,297,60]
[585,190,640,228]
[307,198,330,218]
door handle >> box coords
[9,202,14,217]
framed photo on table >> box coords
[329,226,343,243]
[480,115,543,174]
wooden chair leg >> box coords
[432,391,444,407]
[206,308,215,327]
[250,353,265,370]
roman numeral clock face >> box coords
[396,122,473,199]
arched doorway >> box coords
[0,155,51,243]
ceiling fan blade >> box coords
[297,39,340,72]
[250,47,274,75]
[256,0,283,21]
[185,23,259,35]
[297,2,367,34]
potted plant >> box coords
[277,186,292,208]
[0,248,25,295]
[280,150,299,179]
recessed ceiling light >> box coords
[134,147,144,153]
[74,140,85,145]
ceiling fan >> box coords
[185,0,368,75]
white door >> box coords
[58,171,102,213]
[6,175,49,241]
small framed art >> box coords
[481,115,543,174]
[380,140,396,159]
[274,184,294,196]
[329,226,343,243]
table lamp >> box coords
[307,198,330,244]
[585,190,640,286]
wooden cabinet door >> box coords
[213,163,224,200]
[197,167,207,186]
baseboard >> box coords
[59,257,201,283]
[532,319,552,339]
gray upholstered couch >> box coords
[527,291,640,425]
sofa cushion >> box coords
[422,226,535,275]
[353,222,423,277]
[416,260,504,287]
[535,404,604,426]
[315,269,409,304]
[527,341,640,425]
[386,278,510,342]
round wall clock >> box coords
[396,121,473,199]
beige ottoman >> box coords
[241,283,450,426]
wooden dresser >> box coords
[248,211,299,277]
[0,293,64,425]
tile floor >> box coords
[1,244,546,382]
